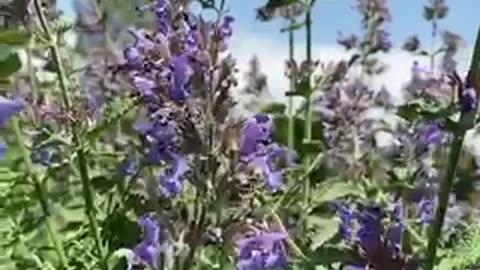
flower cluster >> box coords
[332,201,418,269]
[126,214,162,270]
[0,97,23,159]
[239,113,295,191]
[234,230,288,270]
[119,0,237,197]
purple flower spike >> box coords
[0,97,23,126]
[132,214,162,269]
[235,231,288,270]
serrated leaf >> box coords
[312,180,363,205]
[307,216,339,250]
[0,52,21,77]
[0,29,30,46]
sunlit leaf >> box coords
[307,216,339,250]
[0,29,30,46]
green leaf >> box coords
[307,216,339,250]
[0,52,21,77]
[0,29,30,46]
[286,79,312,97]
[260,102,286,114]
[312,180,363,205]
[0,167,22,182]
[307,245,351,266]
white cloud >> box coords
[229,30,473,104]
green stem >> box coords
[424,25,480,270]
[33,0,106,266]
[302,0,315,209]
[430,17,437,73]
[11,117,69,269]
[287,20,296,150]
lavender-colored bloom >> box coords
[252,145,291,191]
[127,28,154,51]
[131,214,162,269]
[133,76,157,100]
[355,207,383,254]
[119,157,140,176]
[239,114,272,159]
[337,33,358,50]
[0,97,23,126]
[235,231,288,270]
[168,54,191,100]
[418,198,435,224]
[386,223,403,257]
[331,201,354,241]
[0,97,23,159]
[158,152,188,197]
[218,16,235,40]
[418,122,443,146]
[373,29,392,52]
[137,0,171,35]
[123,46,143,66]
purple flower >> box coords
[119,157,140,176]
[123,46,143,66]
[252,145,289,191]
[131,214,162,269]
[168,54,191,100]
[133,76,157,100]
[417,198,435,224]
[337,32,358,50]
[418,122,443,146]
[158,152,188,197]
[386,223,403,257]
[218,16,235,40]
[355,207,383,255]
[0,97,23,159]
[235,231,288,270]
[239,114,272,159]
[137,0,171,35]
[0,97,23,126]
[135,110,189,197]
[331,201,354,241]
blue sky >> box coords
[58,0,478,45]
[57,0,479,101]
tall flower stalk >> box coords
[287,19,296,150]
[32,0,106,266]
[302,0,316,210]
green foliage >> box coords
[437,225,480,269]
